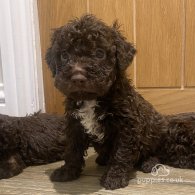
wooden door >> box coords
[37,0,195,115]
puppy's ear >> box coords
[112,21,136,70]
[45,27,62,77]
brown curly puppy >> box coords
[0,113,66,179]
[46,14,195,190]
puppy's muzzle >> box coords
[71,63,87,86]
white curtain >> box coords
[0,0,44,116]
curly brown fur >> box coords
[0,112,66,179]
[46,14,195,190]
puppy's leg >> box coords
[0,153,25,179]
[50,117,88,182]
[100,132,139,190]
[93,141,113,166]
[95,148,109,166]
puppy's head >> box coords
[46,14,136,100]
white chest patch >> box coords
[73,100,104,142]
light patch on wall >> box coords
[0,47,5,104]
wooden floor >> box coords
[0,148,195,195]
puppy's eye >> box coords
[95,49,105,59]
[61,52,69,62]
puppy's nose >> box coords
[71,74,87,85]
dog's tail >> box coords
[161,112,195,169]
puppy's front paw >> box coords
[0,168,13,179]
[100,172,129,190]
[50,166,81,182]
[0,157,24,179]
[0,167,23,179]
[100,166,130,190]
